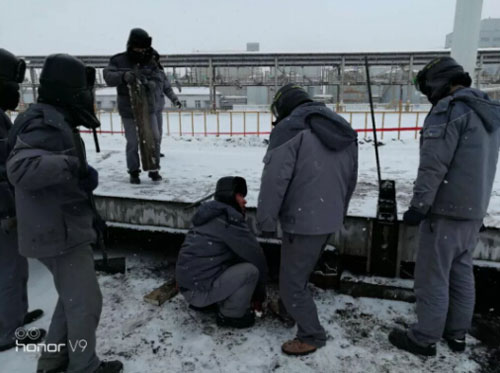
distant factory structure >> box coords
[95,87,221,111]
[445,18,500,48]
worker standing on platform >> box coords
[176,176,268,329]
[389,57,500,356]
[103,28,181,184]
[7,54,123,373]
[0,48,46,352]
[257,84,358,356]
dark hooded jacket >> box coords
[176,200,267,295]
[6,103,96,258]
[410,87,500,220]
[257,102,358,234]
[0,109,15,219]
[103,50,178,118]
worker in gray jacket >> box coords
[389,57,500,357]
[0,48,45,352]
[176,176,268,328]
[7,54,122,373]
[103,28,181,184]
[257,84,358,356]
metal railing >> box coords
[82,109,427,140]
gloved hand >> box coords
[79,165,99,192]
[174,100,182,109]
[260,231,275,239]
[403,207,427,226]
[123,71,136,84]
[1,216,17,234]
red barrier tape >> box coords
[81,126,423,136]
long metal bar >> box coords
[21,49,500,68]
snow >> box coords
[341,271,414,289]
[83,133,500,228]
[0,251,491,373]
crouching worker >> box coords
[176,176,268,328]
[257,84,358,356]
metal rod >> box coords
[364,56,382,186]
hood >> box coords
[452,88,500,133]
[306,106,358,151]
[268,102,357,151]
[192,200,243,226]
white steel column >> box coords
[450,0,483,86]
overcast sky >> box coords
[1,0,500,55]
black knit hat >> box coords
[214,176,247,212]
[415,57,472,105]
[271,83,312,122]
[38,54,99,129]
[127,28,152,49]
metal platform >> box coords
[94,194,500,273]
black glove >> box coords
[260,231,275,239]
[123,71,136,84]
[1,217,17,234]
[174,100,182,109]
[80,165,99,192]
[403,207,427,226]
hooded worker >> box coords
[389,57,500,357]
[176,176,268,329]
[0,48,46,352]
[7,54,122,373]
[103,28,181,184]
[257,84,358,356]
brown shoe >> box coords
[281,339,317,356]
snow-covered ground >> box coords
[0,250,492,373]
[84,133,500,228]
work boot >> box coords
[281,339,317,356]
[388,328,436,357]
[23,309,44,325]
[94,360,124,373]
[216,310,255,329]
[189,304,218,314]
[148,171,162,182]
[129,170,140,184]
[0,328,47,352]
[443,335,466,352]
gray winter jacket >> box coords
[6,104,96,258]
[410,88,500,220]
[103,52,179,118]
[176,200,268,297]
[257,102,358,235]
[0,109,15,220]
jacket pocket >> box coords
[62,201,95,248]
[263,152,272,164]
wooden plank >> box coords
[143,280,179,306]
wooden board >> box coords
[143,280,179,306]
[128,76,159,171]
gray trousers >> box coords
[409,217,482,346]
[280,232,329,347]
[37,246,102,373]
[122,114,161,173]
[0,227,28,346]
[182,262,259,318]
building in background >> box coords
[446,18,500,48]
[95,87,222,111]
